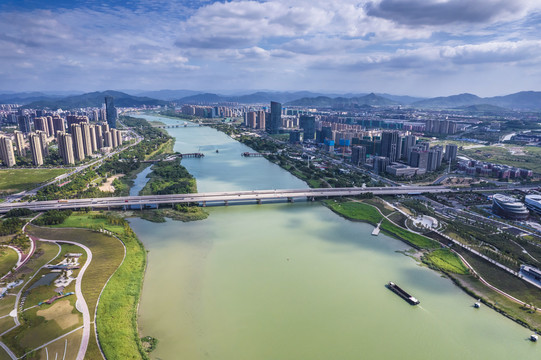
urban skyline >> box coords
[1,0,541,97]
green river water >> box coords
[130,114,539,359]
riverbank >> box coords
[31,212,150,359]
[324,198,541,332]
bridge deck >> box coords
[0,186,452,213]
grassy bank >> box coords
[423,248,470,275]
[0,247,18,278]
[96,221,148,359]
[31,212,148,359]
[0,168,68,195]
[144,138,174,161]
[450,248,541,331]
[323,200,439,250]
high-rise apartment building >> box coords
[245,112,257,128]
[111,129,119,148]
[14,131,25,157]
[52,116,65,133]
[116,130,123,147]
[67,115,89,132]
[95,125,104,149]
[34,117,50,135]
[351,145,367,166]
[0,136,16,167]
[257,110,266,130]
[89,125,98,153]
[71,124,85,161]
[402,135,416,161]
[36,130,49,157]
[29,133,44,166]
[444,144,458,162]
[81,123,93,157]
[103,131,113,148]
[18,115,31,134]
[105,96,117,129]
[409,148,428,170]
[57,132,75,165]
[46,116,55,136]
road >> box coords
[0,185,453,213]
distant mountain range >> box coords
[1,89,540,111]
[410,91,541,110]
[22,90,167,109]
[285,93,401,107]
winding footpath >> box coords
[37,237,92,360]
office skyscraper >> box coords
[0,136,16,167]
[105,96,117,129]
[381,131,401,162]
[29,133,44,166]
[299,115,316,141]
[268,101,281,134]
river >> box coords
[129,114,539,359]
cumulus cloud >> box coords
[365,0,537,26]
[1,0,541,95]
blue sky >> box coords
[1,0,541,96]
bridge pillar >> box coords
[287,197,293,203]
[224,200,229,206]
[256,199,261,204]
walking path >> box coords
[38,237,92,360]
[0,215,40,281]
[92,233,126,360]
[0,341,17,360]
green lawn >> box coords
[27,223,126,360]
[423,248,469,275]
[49,213,125,234]
[323,200,383,225]
[33,213,148,360]
[0,247,18,278]
[0,168,68,194]
[324,200,440,250]
[380,219,440,250]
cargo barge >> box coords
[387,282,420,305]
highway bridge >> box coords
[0,186,452,213]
